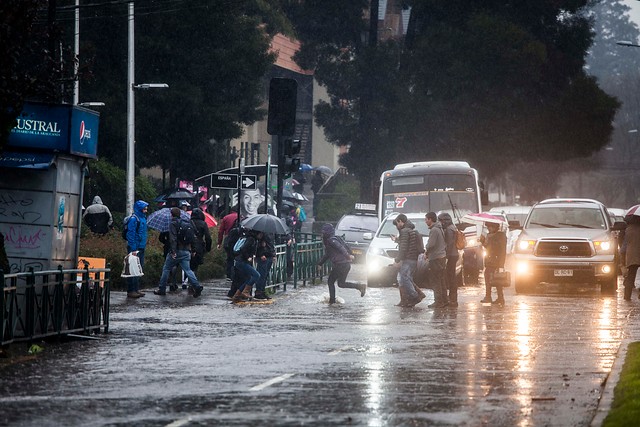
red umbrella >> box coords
[187,211,217,228]
[625,204,640,217]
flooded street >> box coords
[1,264,639,426]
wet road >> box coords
[1,265,640,427]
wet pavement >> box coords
[1,264,639,426]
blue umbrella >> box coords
[147,208,190,232]
[299,163,313,172]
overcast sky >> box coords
[624,0,640,28]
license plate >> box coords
[554,269,573,277]
[351,249,363,255]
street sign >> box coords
[211,173,238,189]
[240,174,257,190]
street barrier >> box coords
[1,265,111,346]
[267,232,328,293]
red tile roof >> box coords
[270,34,314,75]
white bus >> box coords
[376,160,487,282]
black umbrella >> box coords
[165,189,195,200]
[241,214,290,235]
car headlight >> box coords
[467,237,478,247]
[516,240,535,253]
[594,240,613,254]
[368,247,385,256]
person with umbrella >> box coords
[316,223,366,304]
[480,221,508,305]
[621,206,640,300]
[232,229,262,302]
[189,208,212,277]
[125,200,149,298]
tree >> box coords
[0,0,65,149]
[80,1,290,183]
[287,1,619,201]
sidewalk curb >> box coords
[590,337,629,426]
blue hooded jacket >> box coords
[126,200,149,251]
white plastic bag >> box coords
[121,252,144,277]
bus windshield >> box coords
[381,173,478,220]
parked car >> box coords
[512,198,625,294]
[334,212,379,261]
[364,212,463,287]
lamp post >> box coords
[125,1,168,214]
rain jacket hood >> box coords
[321,223,335,238]
[92,196,104,205]
[127,200,149,250]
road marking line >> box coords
[249,373,294,391]
[166,417,193,427]
[328,345,350,355]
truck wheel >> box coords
[600,277,617,295]
[515,279,535,294]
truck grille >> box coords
[536,241,592,257]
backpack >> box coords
[233,236,248,255]
[297,206,307,222]
[333,235,353,255]
[121,215,139,241]
[223,226,241,251]
[455,228,466,250]
[177,219,196,245]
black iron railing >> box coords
[1,265,111,346]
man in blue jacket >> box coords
[125,200,149,298]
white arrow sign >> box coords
[240,175,257,190]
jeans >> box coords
[158,250,200,292]
[126,247,145,293]
[445,255,459,303]
[256,257,273,293]
[327,262,359,302]
[428,258,447,304]
[235,259,261,292]
[398,260,419,301]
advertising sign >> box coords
[8,102,99,159]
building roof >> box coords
[270,34,314,76]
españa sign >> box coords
[9,102,100,159]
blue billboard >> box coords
[8,102,99,159]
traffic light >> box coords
[281,138,301,177]
[267,78,297,136]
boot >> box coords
[413,283,426,301]
[395,287,407,306]
[241,285,253,300]
[232,290,247,303]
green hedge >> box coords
[79,222,225,291]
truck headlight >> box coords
[594,240,613,254]
[517,240,535,253]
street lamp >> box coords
[125,0,168,214]
[79,102,105,107]
[617,40,640,47]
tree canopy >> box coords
[287,0,619,200]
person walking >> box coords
[438,212,460,307]
[480,222,507,305]
[154,207,203,298]
[425,212,448,308]
[317,223,366,304]
[217,210,239,282]
[83,195,113,235]
[621,214,640,300]
[232,229,261,302]
[125,200,149,298]
[392,214,423,307]
[254,232,276,300]
[158,231,179,292]
[189,208,212,275]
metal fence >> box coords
[1,266,111,346]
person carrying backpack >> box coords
[125,200,148,298]
[438,212,461,307]
[154,207,203,298]
[316,223,366,304]
[232,229,261,302]
[189,208,212,275]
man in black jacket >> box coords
[154,208,203,298]
[254,232,275,300]
[392,214,423,307]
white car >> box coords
[489,205,532,254]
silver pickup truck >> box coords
[512,198,626,294]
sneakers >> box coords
[359,283,367,297]
[127,292,143,298]
[254,292,272,300]
[193,286,203,298]
[169,284,178,292]
[153,289,167,296]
